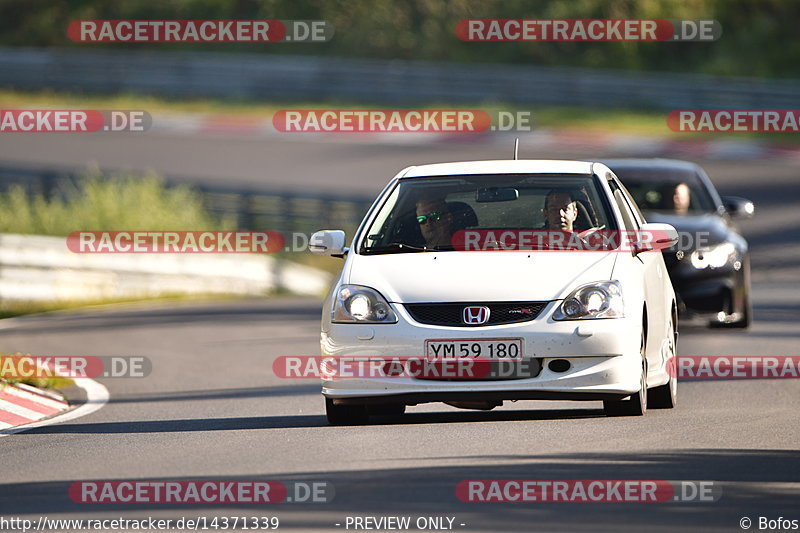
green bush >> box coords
[0,169,234,236]
[1,0,798,77]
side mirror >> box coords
[722,196,755,219]
[635,223,679,253]
[309,230,347,257]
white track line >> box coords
[0,377,109,437]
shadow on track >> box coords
[3,449,799,532]
[22,407,606,435]
[105,384,324,404]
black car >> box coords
[605,159,754,328]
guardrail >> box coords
[0,233,332,300]
[0,164,352,300]
[1,47,799,109]
[0,164,374,236]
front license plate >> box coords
[425,338,523,361]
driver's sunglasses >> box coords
[417,211,443,225]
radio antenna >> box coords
[513,138,519,160]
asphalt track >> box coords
[0,132,799,532]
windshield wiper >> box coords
[363,242,440,254]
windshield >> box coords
[360,174,616,254]
[611,167,716,215]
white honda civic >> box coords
[310,159,679,424]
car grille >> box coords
[404,301,548,327]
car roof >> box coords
[602,158,701,173]
[401,159,597,178]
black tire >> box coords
[325,398,369,426]
[368,403,406,416]
[604,331,648,417]
[649,316,677,409]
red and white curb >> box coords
[0,383,67,428]
[0,378,109,437]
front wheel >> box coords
[649,316,677,409]
[325,398,369,426]
[604,331,648,417]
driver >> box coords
[671,182,691,215]
[415,197,455,248]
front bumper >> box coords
[666,256,742,317]
[321,302,644,403]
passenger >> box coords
[543,190,579,232]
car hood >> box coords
[644,212,730,247]
[347,251,618,303]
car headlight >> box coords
[690,242,736,269]
[332,285,398,324]
[553,281,624,320]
